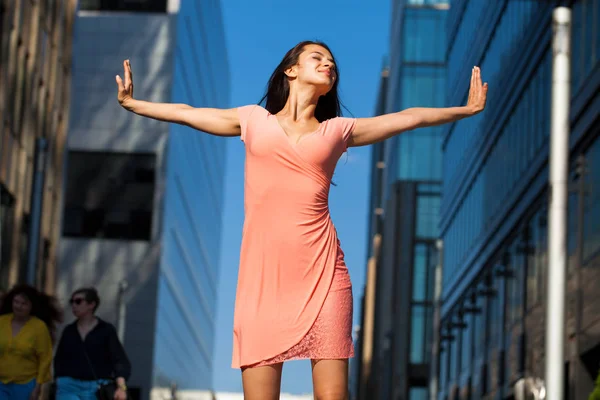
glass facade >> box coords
[387,4,447,183]
[387,3,447,398]
[153,0,229,392]
[355,2,448,399]
[439,0,600,399]
[409,183,440,369]
[442,53,552,289]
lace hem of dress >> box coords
[244,286,354,368]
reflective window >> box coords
[410,240,437,364]
[439,344,448,394]
[473,283,486,363]
[410,305,429,363]
[505,241,523,326]
[448,325,458,383]
[63,151,155,240]
[152,0,229,391]
[154,277,212,389]
[526,208,547,309]
[416,189,441,239]
[504,238,524,383]
[460,309,472,375]
[444,1,547,200]
[396,66,445,181]
[442,0,600,290]
[442,54,551,288]
[583,135,600,260]
[486,273,502,348]
[391,5,446,183]
[409,386,428,400]
[572,0,600,93]
[403,7,447,64]
[412,244,428,302]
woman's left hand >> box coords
[466,66,488,115]
[29,385,41,400]
[114,388,127,400]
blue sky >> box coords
[212,0,391,394]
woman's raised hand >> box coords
[466,66,488,115]
[116,60,134,109]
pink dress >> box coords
[232,105,356,369]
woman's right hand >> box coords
[112,60,240,136]
[116,60,134,109]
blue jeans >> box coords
[0,379,36,400]
[56,377,110,400]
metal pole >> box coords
[26,138,48,286]
[545,7,571,400]
[429,239,443,400]
[117,279,129,342]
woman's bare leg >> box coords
[311,359,349,400]
[241,363,283,400]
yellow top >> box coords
[0,313,52,384]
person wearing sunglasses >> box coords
[53,288,130,400]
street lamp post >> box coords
[545,6,571,400]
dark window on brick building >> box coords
[63,151,156,241]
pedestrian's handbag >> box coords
[47,382,57,400]
[82,346,120,400]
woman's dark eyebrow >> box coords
[311,51,335,63]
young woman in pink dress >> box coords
[115,40,487,400]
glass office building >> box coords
[354,1,448,399]
[58,0,229,398]
[438,1,600,399]
[153,0,229,390]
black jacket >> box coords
[54,318,131,381]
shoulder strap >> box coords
[79,326,99,381]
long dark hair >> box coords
[259,40,342,122]
[0,284,63,340]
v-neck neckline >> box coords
[269,109,323,146]
[77,318,100,342]
[10,314,31,338]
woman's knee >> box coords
[241,363,283,400]
[311,358,349,400]
[314,388,348,400]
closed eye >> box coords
[310,52,335,66]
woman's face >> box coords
[70,292,95,318]
[12,294,32,318]
[291,44,337,93]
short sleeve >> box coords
[337,117,357,150]
[237,105,260,142]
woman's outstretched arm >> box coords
[116,60,240,136]
[349,66,488,147]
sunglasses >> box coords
[69,298,85,305]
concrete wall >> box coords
[58,13,176,399]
